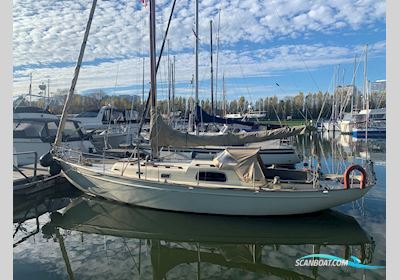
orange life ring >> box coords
[343,164,367,189]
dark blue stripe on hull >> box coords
[352,130,386,138]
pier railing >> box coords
[13,151,38,181]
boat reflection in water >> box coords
[13,182,81,247]
[42,196,376,280]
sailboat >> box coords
[338,46,386,138]
[50,0,375,216]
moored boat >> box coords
[50,0,376,216]
[55,145,375,215]
[13,106,96,166]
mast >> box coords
[54,0,97,146]
[363,45,368,111]
[335,65,339,121]
[136,0,177,137]
[365,80,370,139]
[210,20,214,116]
[28,73,32,105]
[47,79,50,103]
[194,0,199,135]
[222,73,226,116]
[149,0,157,120]
[215,9,221,116]
[172,56,176,116]
[142,57,145,111]
[339,68,345,120]
[364,45,369,140]
[331,67,336,122]
[351,55,357,115]
[167,39,171,118]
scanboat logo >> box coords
[295,254,385,269]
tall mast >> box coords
[54,0,97,146]
[363,45,368,111]
[215,9,221,116]
[331,67,336,122]
[149,0,157,117]
[210,20,214,116]
[172,56,176,116]
[167,39,171,118]
[335,65,339,120]
[339,68,345,119]
[29,73,32,105]
[47,78,50,99]
[351,55,357,115]
[47,78,50,108]
[222,73,226,116]
[149,0,158,157]
[142,57,145,110]
[194,0,199,134]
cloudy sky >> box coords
[13,0,386,102]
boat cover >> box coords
[196,105,255,127]
[150,112,307,151]
[195,105,282,130]
[213,147,266,186]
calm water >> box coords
[13,133,386,279]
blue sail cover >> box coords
[195,105,281,130]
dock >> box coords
[13,164,67,195]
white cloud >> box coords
[13,40,386,98]
[13,0,386,65]
[13,0,385,97]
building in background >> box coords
[371,80,386,93]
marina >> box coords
[13,133,386,279]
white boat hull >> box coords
[322,122,340,132]
[59,159,371,216]
[338,120,354,134]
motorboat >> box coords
[72,105,141,151]
[339,108,386,138]
[13,106,96,166]
[72,104,139,131]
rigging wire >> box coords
[104,62,120,150]
[137,0,178,137]
[337,53,364,118]
[275,83,307,121]
[272,6,321,92]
